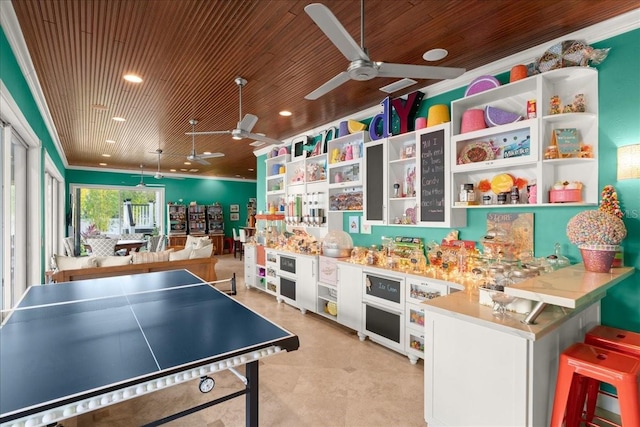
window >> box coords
[44,155,65,267]
[70,185,164,251]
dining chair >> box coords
[232,228,241,258]
[238,228,246,261]
[86,238,118,256]
[63,236,76,257]
[147,234,165,252]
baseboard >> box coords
[598,393,620,417]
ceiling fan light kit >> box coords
[304,2,465,100]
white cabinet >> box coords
[316,257,362,331]
[327,132,366,221]
[244,245,256,288]
[264,249,279,296]
[265,153,289,213]
[450,67,598,208]
[363,127,464,228]
[294,255,317,314]
[423,302,599,426]
[405,276,450,363]
[336,262,363,331]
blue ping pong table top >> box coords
[0,270,299,423]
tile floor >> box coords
[66,254,426,427]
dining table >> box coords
[114,239,147,255]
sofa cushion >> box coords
[94,255,133,267]
[54,255,97,271]
[186,235,210,249]
[132,249,174,264]
[169,247,192,261]
[190,244,213,259]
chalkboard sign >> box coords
[552,128,581,157]
[365,304,401,343]
[364,273,401,304]
[365,142,384,221]
[420,128,446,222]
[279,255,296,274]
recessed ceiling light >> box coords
[235,174,241,177]
[106,139,115,144]
[123,74,143,83]
[423,48,448,61]
[203,151,212,155]
[189,169,198,172]
[99,162,107,166]
[112,116,126,122]
[279,110,292,116]
[101,154,111,157]
[184,161,191,165]
[248,168,254,171]
[180,168,188,172]
[170,169,176,172]
[232,136,242,141]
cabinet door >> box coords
[337,263,363,331]
[417,124,465,227]
[295,256,316,313]
[363,139,387,224]
[244,245,256,287]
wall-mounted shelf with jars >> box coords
[450,67,598,208]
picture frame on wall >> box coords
[230,204,239,213]
[230,213,240,221]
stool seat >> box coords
[586,325,640,357]
[551,342,640,427]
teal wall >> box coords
[257,30,640,331]
[0,28,66,174]
[66,169,256,238]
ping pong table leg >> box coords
[246,360,259,427]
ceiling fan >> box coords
[134,164,164,188]
[185,77,283,146]
[304,2,466,100]
[164,119,225,166]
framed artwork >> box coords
[230,204,239,213]
[230,213,240,221]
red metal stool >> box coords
[576,326,640,426]
[551,343,640,427]
[223,237,234,254]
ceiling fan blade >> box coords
[185,130,232,136]
[238,113,259,133]
[305,3,368,62]
[377,63,466,80]
[305,71,351,100]
[199,152,225,159]
[244,132,283,146]
[195,158,211,166]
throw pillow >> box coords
[194,238,212,249]
[169,247,192,261]
[95,255,133,267]
[189,244,213,259]
[132,249,174,264]
[54,255,97,271]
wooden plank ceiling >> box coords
[11,0,638,180]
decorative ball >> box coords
[566,210,626,246]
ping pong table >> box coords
[0,270,299,427]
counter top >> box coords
[504,264,634,308]
[422,265,634,341]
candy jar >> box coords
[546,242,570,270]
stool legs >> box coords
[551,343,640,427]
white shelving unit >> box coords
[265,153,289,213]
[450,67,598,208]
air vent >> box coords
[379,78,417,94]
